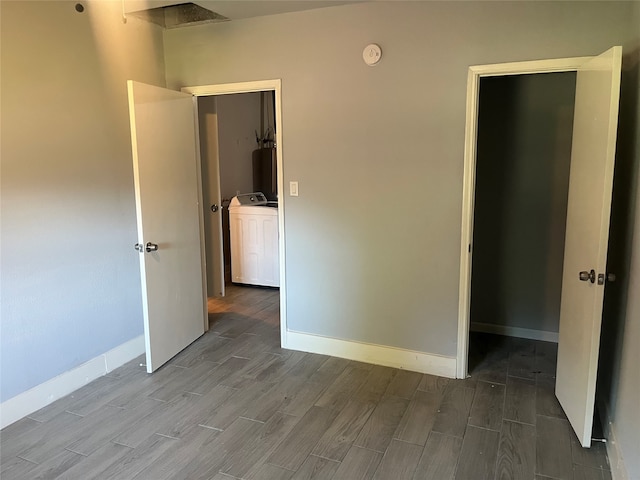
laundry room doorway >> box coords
[184,81,286,344]
[127,79,287,380]
[456,48,622,447]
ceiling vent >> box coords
[129,2,229,29]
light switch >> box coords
[290,181,299,197]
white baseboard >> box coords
[284,330,457,378]
[599,400,630,480]
[470,322,559,343]
[0,335,145,429]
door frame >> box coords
[182,80,288,347]
[456,57,592,379]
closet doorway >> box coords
[470,72,576,344]
[456,48,622,447]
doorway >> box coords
[456,48,622,447]
[464,72,577,445]
[469,72,576,361]
[456,57,588,379]
[183,80,286,344]
[197,90,277,289]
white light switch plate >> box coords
[290,181,299,196]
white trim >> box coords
[469,57,590,77]
[0,335,144,429]
[285,330,457,378]
[457,56,592,379]
[599,400,630,480]
[470,322,559,343]
[181,80,288,347]
[182,80,280,96]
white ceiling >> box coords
[123,1,363,20]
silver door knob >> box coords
[211,204,219,212]
[145,242,158,252]
[579,269,596,283]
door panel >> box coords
[127,80,206,373]
[197,97,225,298]
[556,47,622,447]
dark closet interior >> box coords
[469,72,577,370]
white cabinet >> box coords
[229,206,279,287]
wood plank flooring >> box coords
[0,286,611,479]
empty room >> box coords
[1,1,639,479]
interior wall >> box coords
[164,1,639,358]
[216,92,262,201]
[609,170,640,479]
[0,2,636,471]
[0,1,165,403]
[471,73,576,335]
[598,7,640,476]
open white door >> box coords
[128,81,206,373]
[196,97,225,299]
[556,46,622,447]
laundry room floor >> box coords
[1,285,610,480]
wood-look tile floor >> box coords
[1,285,611,480]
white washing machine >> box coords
[228,193,279,287]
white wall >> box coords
[0,1,165,403]
[165,1,639,358]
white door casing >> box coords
[457,55,591,380]
[128,80,206,373]
[555,46,622,447]
[457,47,622,447]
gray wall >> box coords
[197,92,276,202]
[216,93,262,201]
[609,174,640,478]
[165,1,639,357]
[471,73,576,334]
[0,1,165,402]
[1,2,638,475]
[165,4,639,473]
[598,2,640,476]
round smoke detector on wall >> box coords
[363,44,382,66]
